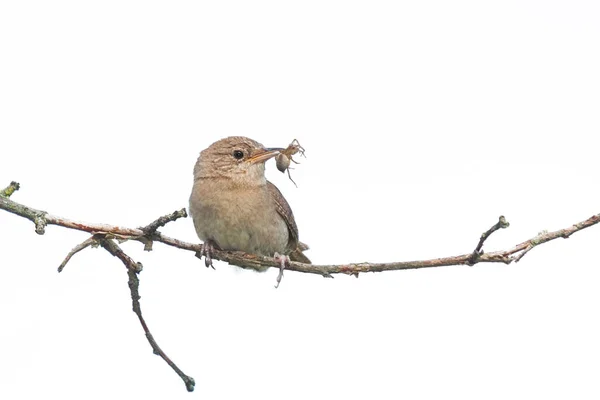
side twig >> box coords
[1,181,20,198]
[2,183,600,277]
[2,181,600,391]
[468,215,510,265]
[99,238,195,392]
[58,236,99,272]
[138,209,188,251]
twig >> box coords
[57,236,99,272]
[2,181,600,391]
[2,182,600,276]
[1,181,20,198]
[468,215,510,265]
[99,238,195,392]
[0,195,142,236]
[513,230,547,263]
[141,209,188,236]
[138,209,188,251]
[514,244,534,263]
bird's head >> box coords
[194,136,283,186]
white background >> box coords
[1,1,599,399]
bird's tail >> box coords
[289,242,311,264]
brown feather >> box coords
[289,248,311,264]
[267,181,311,264]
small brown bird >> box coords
[189,137,310,283]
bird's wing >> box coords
[266,180,299,251]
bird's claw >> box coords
[196,240,216,269]
[274,252,290,288]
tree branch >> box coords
[99,238,195,392]
[1,184,194,391]
[1,181,20,198]
[2,181,600,390]
[468,215,510,265]
[57,236,99,272]
[2,183,599,275]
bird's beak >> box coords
[247,147,284,164]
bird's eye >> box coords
[232,150,244,160]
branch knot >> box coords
[34,212,48,235]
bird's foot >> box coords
[274,252,290,288]
[195,240,218,269]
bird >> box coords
[189,136,310,284]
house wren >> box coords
[189,136,311,276]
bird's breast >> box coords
[189,180,288,256]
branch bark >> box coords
[99,238,195,392]
[2,181,600,390]
[3,189,598,276]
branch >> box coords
[468,215,510,265]
[58,236,98,272]
[138,208,188,251]
[2,183,599,276]
[99,238,195,392]
[1,181,20,198]
[2,181,600,390]
[1,185,193,391]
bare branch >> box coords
[139,209,187,251]
[468,215,510,265]
[2,180,600,391]
[99,238,195,392]
[141,209,187,235]
[57,236,99,272]
[0,194,141,236]
[2,182,600,277]
[514,243,535,263]
[1,181,20,198]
